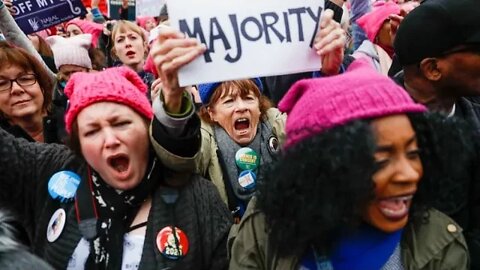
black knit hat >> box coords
[394,0,480,66]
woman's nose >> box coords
[104,129,121,149]
[392,156,422,184]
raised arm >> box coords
[0,0,56,82]
[148,27,206,172]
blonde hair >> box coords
[111,20,148,58]
[111,20,147,43]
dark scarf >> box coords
[76,154,162,270]
[214,120,276,203]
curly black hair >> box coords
[256,112,476,258]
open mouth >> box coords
[107,154,130,173]
[377,195,413,220]
[126,51,136,57]
[234,118,250,131]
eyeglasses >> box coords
[0,74,37,92]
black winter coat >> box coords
[392,70,480,270]
[0,116,232,270]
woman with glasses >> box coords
[0,0,99,143]
[0,42,54,142]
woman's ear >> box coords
[207,107,216,122]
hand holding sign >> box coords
[168,0,324,86]
[314,9,346,76]
[150,27,206,113]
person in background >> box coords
[47,34,92,82]
[65,19,103,48]
[0,42,54,142]
[111,20,155,95]
[45,34,94,143]
[0,2,103,143]
[392,1,480,267]
[195,78,284,222]
[354,1,401,75]
[55,23,68,38]
[136,16,157,32]
[230,60,471,269]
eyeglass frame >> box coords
[0,74,37,92]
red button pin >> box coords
[156,226,189,260]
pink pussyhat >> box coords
[357,1,401,43]
[278,59,426,149]
[65,19,103,47]
[64,67,153,133]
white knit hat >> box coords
[46,34,93,70]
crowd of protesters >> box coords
[0,0,479,269]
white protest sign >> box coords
[168,0,324,86]
[136,0,164,17]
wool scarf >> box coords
[214,120,276,204]
[76,154,162,270]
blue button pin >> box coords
[48,171,81,202]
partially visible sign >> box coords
[168,0,324,86]
[107,0,135,20]
[136,0,164,17]
[13,0,87,35]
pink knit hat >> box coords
[64,67,153,133]
[357,1,401,43]
[65,19,103,47]
[278,59,426,149]
[46,34,92,70]
[136,16,156,30]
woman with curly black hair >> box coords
[229,60,471,269]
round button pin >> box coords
[48,171,81,202]
[235,147,260,171]
[268,136,279,154]
[156,226,189,260]
[447,224,457,233]
[47,208,66,242]
[238,170,256,190]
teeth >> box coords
[382,208,403,215]
[397,195,413,202]
[236,118,248,123]
[386,195,413,202]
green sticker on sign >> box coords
[235,147,259,171]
